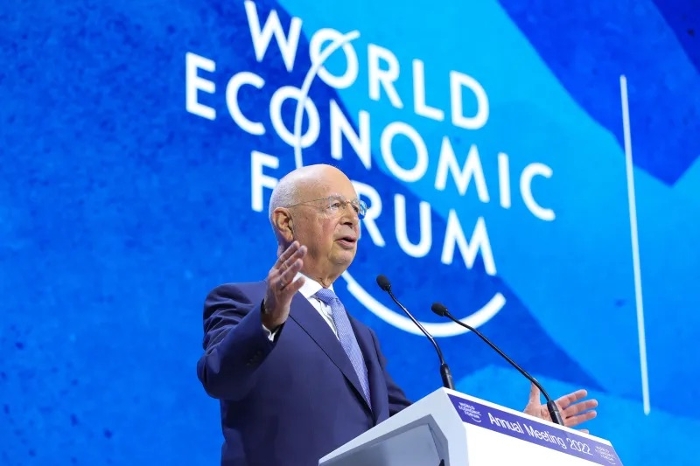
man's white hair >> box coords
[268,164,330,225]
[268,176,299,226]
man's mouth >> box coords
[336,236,357,247]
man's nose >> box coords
[341,206,359,225]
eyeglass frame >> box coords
[283,195,368,219]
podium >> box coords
[319,388,622,466]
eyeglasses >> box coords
[286,195,368,219]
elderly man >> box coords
[197,164,597,466]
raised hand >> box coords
[262,241,307,331]
[524,383,598,433]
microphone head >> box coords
[431,302,449,317]
[376,274,391,291]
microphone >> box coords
[431,302,565,426]
[376,275,454,390]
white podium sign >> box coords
[319,388,622,466]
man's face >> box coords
[290,169,361,279]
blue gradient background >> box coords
[1,0,698,465]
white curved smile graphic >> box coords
[292,29,506,337]
[341,272,506,337]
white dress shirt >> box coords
[263,272,339,340]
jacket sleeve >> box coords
[370,329,413,416]
[196,283,276,400]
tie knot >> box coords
[314,288,338,305]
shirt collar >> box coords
[296,271,334,299]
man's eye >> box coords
[330,201,343,209]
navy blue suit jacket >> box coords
[197,281,412,466]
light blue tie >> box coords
[314,288,371,404]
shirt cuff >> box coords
[262,323,280,341]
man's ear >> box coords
[272,208,294,242]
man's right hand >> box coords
[262,241,307,331]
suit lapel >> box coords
[288,293,371,412]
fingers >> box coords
[562,399,598,417]
[274,241,302,270]
[278,247,306,285]
[281,243,307,273]
[268,242,307,296]
[262,243,307,328]
[528,382,541,403]
[270,242,307,281]
[277,258,304,290]
[564,409,597,428]
[283,274,306,295]
[558,393,598,428]
[556,389,587,408]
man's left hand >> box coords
[524,383,598,433]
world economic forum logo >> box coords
[457,402,482,424]
[184,1,556,337]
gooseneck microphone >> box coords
[376,275,455,390]
[431,302,565,426]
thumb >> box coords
[528,382,541,404]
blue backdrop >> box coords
[2,0,698,464]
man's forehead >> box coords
[299,179,356,198]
